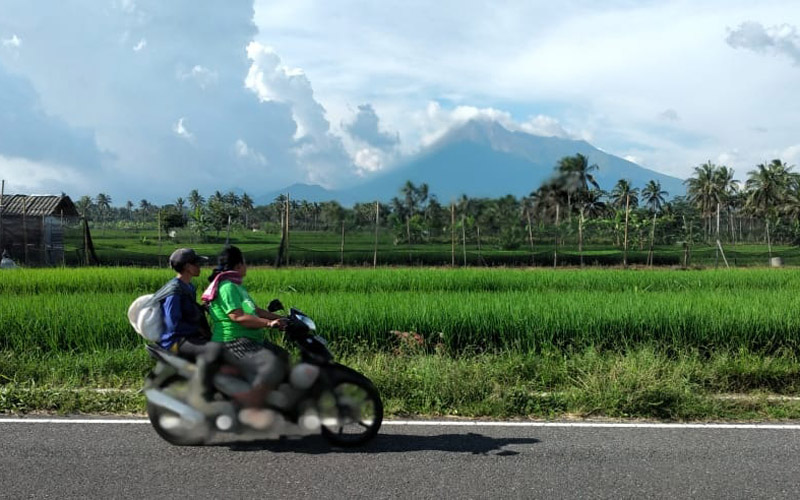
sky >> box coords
[0,0,799,204]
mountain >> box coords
[269,119,686,206]
[255,183,338,205]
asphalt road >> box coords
[2,418,800,499]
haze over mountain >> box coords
[259,120,685,206]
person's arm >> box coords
[162,294,182,336]
[254,307,283,320]
[227,309,285,329]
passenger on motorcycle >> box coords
[157,248,211,357]
[202,246,288,427]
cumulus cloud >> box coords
[343,104,399,151]
[0,0,360,200]
[419,101,575,147]
[0,62,107,172]
[353,148,383,175]
[726,22,800,65]
[245,41,355,187]
[0,155,94,195]
[519,115,571,138]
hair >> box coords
[208,245,244,282]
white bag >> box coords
[127,294,164,342]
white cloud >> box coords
[353,148,383,175]
[726,22,800,65]
[234,139,267,165]
[0,155,93,195]
[2,35,21,48]
[172,117,193,141]
[519,115,571,138]
[178,65,218,89]
[132,38,146,52]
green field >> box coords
[3,267,800,419]
[61,227,800,268]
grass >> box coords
[58,225,800,267]
[5,347,800,420]
[3,267,800,419]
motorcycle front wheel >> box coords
[318,368,383,447]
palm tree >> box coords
[685,161,724,239]
[188,189,205,212]
[95,193,112,227]
[76,195,94,218]
[240,192,254,228]
[610,179,639,267]
[745,159,797,257]
[556,153,600,220]
[641,180,669,266]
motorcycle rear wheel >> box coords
[318,369,383,447]
[146,378,210,446]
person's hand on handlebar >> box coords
[267,317,289,331]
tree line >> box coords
[73,154,800,262]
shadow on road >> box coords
[215,432,540,455]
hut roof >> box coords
[0,195,80,217]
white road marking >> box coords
[2,418,800,429]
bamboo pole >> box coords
[451,203,455,267]
[340,219,345,266]
[623,195,630,268]
[23,195,28,265]
[373,201,379,268]
[526,209,535,266]
[285,194,290,266]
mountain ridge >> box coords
[257,119,685,206]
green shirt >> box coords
[208,280,263,342]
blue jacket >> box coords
[156,278,205,349]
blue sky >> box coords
[0,0,799,203]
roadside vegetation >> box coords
[3,267,800,420]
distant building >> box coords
[0,194,80,266]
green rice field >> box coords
[3,267,800,418]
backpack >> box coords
[128,294,164,342]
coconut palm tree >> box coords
[641,180,669,266]
[188,189,205,212]
[556,153,600,220]
[685,162,725,238]
[610,179,639,266]
[745,159,798,257]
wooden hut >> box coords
[0,194,79,265]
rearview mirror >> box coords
[267,299,284,313]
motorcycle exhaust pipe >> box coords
[145,389,206,425]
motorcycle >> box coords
[142,300,383,447]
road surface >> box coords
[1,418,799,499]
